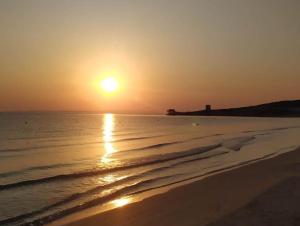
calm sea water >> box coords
[0,113,300,225]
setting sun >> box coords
[101,77,118,93]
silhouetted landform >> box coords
[167,100,300,117]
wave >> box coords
[0,135,165,154]
[122,141,182,153]
[1,133,223,154]
[7,128,100,141]
[113,135,164,142]
[221,136,255,151]
[128,152,278,197]
[1,175,179,226]
[0,134,255,190]
[117,133,224,154]
[0,142,101,153]
[0,144,221,191]
[30,150,230,216]
[0,163,77,178]
[242,126,300,134]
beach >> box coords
[51,146,300,226]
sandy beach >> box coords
[49,147,300,226]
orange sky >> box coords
[0,0,299,114]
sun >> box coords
[101,77,118,93]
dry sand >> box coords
[52,147,300,226]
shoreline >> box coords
[50,146,300,226]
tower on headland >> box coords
[205,105,211,112]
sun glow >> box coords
[101,77,118,93]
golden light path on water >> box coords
[100,114,132,208]
[99,114,121,184]
[101,113,116,165]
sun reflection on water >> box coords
[101,113,117,165]
[100,174,127,185]
[111,196,132,208]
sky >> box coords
[0,0,299,114]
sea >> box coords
[0,113,300,225]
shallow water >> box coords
[0,113,300,225]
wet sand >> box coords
[52,147,300,226]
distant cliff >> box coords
[167,100,300,117]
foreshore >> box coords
[51,147,300,226]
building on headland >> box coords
[205,105,211,112]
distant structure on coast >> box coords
[166,100,300,117]
[167,109,177,115]
[205,105,211,112]
[167,105,212,116]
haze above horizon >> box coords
[0,0,299,114]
